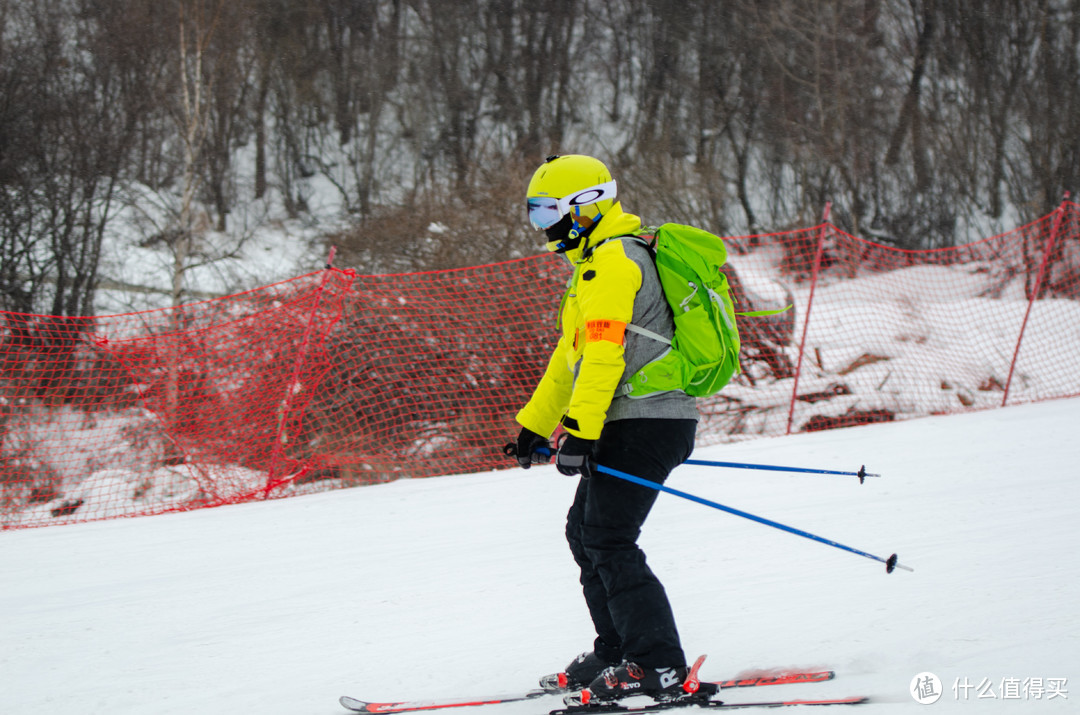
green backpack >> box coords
[618,223,785,399]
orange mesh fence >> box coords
[0,269,357,525]
[711,200,1080,439]
[2,202,1078,529]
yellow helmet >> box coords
[526,155,617,251]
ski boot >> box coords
[540,651,620,692]
[564,663,691,706]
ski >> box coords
[550,695,869,714]
[340,669,836,713]
[340,691,551,714]
[712,671,835,689]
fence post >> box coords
[264,246,339,496]
[1002,194,1071,407]
[786,202,832,435]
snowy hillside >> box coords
[2,397,1078,714]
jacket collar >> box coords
[564,202,642,265]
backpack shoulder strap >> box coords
[615,234,671,345]
[582,233,653,260]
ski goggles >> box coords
[527,180,617,230]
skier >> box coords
[511,155,699,703]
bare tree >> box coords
[5,0,1080,315]
[1013,0,1080,214]
[0,0,144,316]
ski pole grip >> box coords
[502,443,554,463]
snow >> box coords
[2,396,1078,713]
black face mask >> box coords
[545,214,585,253]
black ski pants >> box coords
[564,417,697,670]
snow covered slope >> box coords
[2,398,1077,714]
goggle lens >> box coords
[527,198,563,230]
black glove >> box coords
[514,427,551,468]
[556,434,597,478]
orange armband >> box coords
[584,319,627,345]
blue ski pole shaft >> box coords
[594,463,912,574]
[684,458,879,482]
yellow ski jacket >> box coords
[515,203,696,440]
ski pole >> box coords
[595,462,912,574]
[683,458,879,484]
[501,444,909,573]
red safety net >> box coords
[3,201,1079,529]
